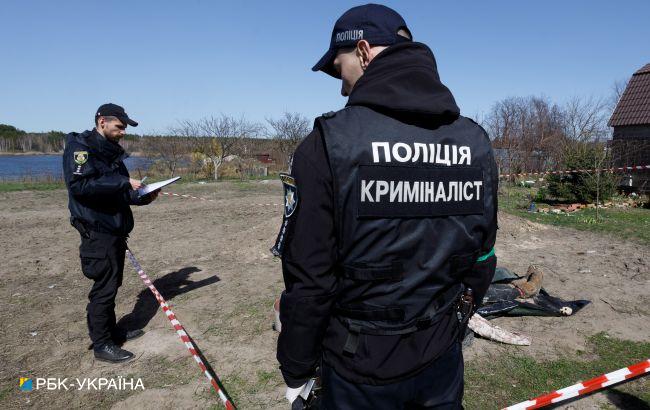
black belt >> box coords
[70,217,126,238]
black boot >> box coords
[124,329,145,340]
[94,342,134,363]
[112,328,145,345]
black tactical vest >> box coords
[317,106,497,354]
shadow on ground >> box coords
[605,388,650,409]
[118,267,220,330]
[547,381,650,409]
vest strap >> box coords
[343,324,361,356]
[338,284,462,337]
[335,305,405,321]
[342,261,404,281]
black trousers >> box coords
[321,342,464,410]
[79,231,127,348]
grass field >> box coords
[499,185,650,245]
[464,333,650,409]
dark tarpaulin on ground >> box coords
[477,267,590,318]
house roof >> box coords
[609,63,650,127]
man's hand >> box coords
[129,178,143,190]
[137,188,160,205]
[148,189,160,202]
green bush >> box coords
[546,144,617,203]
[534,187,548,203]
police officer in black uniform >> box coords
[273,4,498,409]
[63,103,159,363]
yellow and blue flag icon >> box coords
[19,377,32,391]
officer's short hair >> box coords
[95,115,119,126]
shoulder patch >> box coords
[271,173,299,258]
[321,111,336,119]
[280,173,298,217]
[74,151,88,165]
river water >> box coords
[0,154,153,181]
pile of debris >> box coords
[530,197,642,214]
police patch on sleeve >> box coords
[280,173,298,217]
[74,151,88,165]
[270,173,299,257]
[72,151,89,175]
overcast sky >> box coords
[1,0,648,134]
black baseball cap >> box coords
[312,3,412,78]
[95,103,138,127]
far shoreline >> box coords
[0,151,62,156]
[0,151,147,156]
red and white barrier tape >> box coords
[499,164,650,179]
[125,249,236,410]
[504,358,650,409]
[160,191,281,206]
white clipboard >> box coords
[137,176,181,197]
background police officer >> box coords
[274,4,498,409]
[63,103,159,363]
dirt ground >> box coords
[0,180,648,409]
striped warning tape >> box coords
[499,164,650,179]
[504,358,650,409]
[125,249,236,410]
[160,191,282,207]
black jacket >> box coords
[275,42,498,387]
[63,129,150,237]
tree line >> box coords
[2,82,643,188]
[483,95,614,175]
[0,113,310,181]
[482,84,649,204]
[1,98,616,172]
[0,125,68,153]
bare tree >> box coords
[607,78,629,114]
[562,96,608,143]
[267,112,311,167]
[193,114,262,180]
[486,96,564,176]
[143,131,189,178]
[18,133,34,152]
[485,97,520,177]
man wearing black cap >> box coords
[63,103,159,363]
[273,4,498,408]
